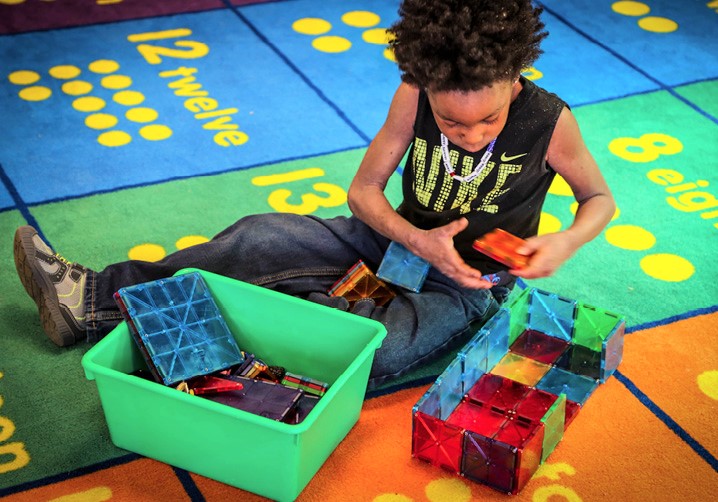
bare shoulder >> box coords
[384,82,420,138]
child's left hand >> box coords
[509,231,582,279]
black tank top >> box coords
[397,77,567,273]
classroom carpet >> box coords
[1,0,717,500]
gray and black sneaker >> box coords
[13,226,87,347]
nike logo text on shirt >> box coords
[500,152,528,162]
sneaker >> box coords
[13,226,87,347]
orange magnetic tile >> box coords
[329,261,395,306]
[472,228,530,269]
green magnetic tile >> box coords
[506,287,531,345]
[573,302,623,350]
[540,394,566,463]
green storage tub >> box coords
[82,268,387,501]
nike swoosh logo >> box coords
[500,152,528,162]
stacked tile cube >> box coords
[412,287,625,494]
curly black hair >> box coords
[388,0,547,92]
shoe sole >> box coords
[13,226,79,347]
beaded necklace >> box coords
[440,133,496,183]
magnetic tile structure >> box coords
[114,271,245,386]
[412,287,625,494]
[376,241,431,293]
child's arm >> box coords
[348,83,495,289]
[512,107,616,279]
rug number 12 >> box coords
[127,28,209,64]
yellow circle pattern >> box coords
[102,74,133,90]
[373,495,412,502]
[342,10,380,28]
[126,107,159,123]
[638,16,678,33]
[128,243,166,262]
[640,253,694,282]
[73,96,106,112]
[62,80,93,96]
[49,65,81,80]
[538,212,562,235]
[140,124,173,141]
[113,90,145,106]
[384,48,396,62]
[548,175,573,197]
[611,1,651,16]
[312,36,352,53]
[425,478,472,502]
[97,130,132,147]
[176,235,209,249]
[292,18,332,35]
[8,70,40,85]
[605,224,656,251]
[697,371,718,400]
[85,113,118,130]
[89,59,120,74]
[362,28,390,45]
[18,86,52,101]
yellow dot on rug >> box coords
[102,74,132,90]
[89,59,120,74]
[114,90,145,106]
[384,48,396,62]
[97,130,132,147]
[640,253,694,282]
[62,80,93,96]
[126,107,158,123]
[8,70,40,85]
[548,175,573,196]
[698,371,718,400]
[425,478,471,502]
[605,225,655,251]
[19,86,52,101]
[139,124,173,141]
[176,235,209,250]
[313,36,352,53]
[73,96,105,112]
[611,1,650,16]
[85,113,118,130]
[342,10,380,28]
[533,484,582,502]
[373,494,413,502]
[128,243,166,262]
[292,18,331,35]
[49,65,81,80]
[639,16,678,33]
[538,211,561,235]
[363,28,390,44]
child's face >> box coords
[426,80,515,153]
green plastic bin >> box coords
[82,268,387,501]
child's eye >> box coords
[484,117,499,125]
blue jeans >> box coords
[84,214,512,389]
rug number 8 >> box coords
[608,133,683,163]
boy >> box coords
[13,0,615,389]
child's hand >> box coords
[510,231,582,279]
[411,218,495,289]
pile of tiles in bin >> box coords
[412,287,625,494]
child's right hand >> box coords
[409,218,495,290]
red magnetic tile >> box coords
[514,388,559,422]
[565,400,581,430]
[446,400,506,436]
[412,411,464,474]
[510,329,570,365]
[466,374,531,412]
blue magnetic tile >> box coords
[528,289,575,342]
[459,329,490,391]
[435,357,464,421]
[413,382,441,419]
[376,241,430,293]
[485,308,510,370]
[115,271,244,386]
[536,367,598,405]
[601,321,626,382]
